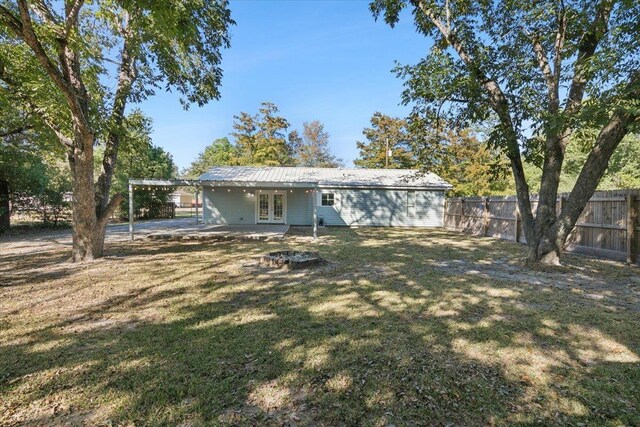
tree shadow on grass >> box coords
[1,227,638,425]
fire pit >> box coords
[259,250,324,269]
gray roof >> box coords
[198,166,452,190]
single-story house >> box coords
[198,166,451,227]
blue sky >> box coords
[137,0,431,171]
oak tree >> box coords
[0,0,233,260]
[372,0,640,264]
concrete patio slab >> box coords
[145,223,290,242]
[0,218,290,256]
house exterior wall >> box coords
[202,187,254,225]
[287,189,314,225]
[202,186,444,227]
[316,188,445,227]
[202,187,314,225]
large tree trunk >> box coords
[0,177,10,232]
[68,131,98,261]
[67,132,124,261]
[528,108,638,265]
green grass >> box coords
[1,228,639,425]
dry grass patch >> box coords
[1,227,639,426]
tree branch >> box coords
[553,0,566,84]
[30,0,61,27]
[564,0,612,117]
[11,0,84,124]
[532,36,557,110]
[549,73,640,253]
[413,0,535,242]
[0,4,23,34]
[64,0,84,37]
[96,193,124,229]
[0,59,74,149]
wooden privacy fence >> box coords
[116,202,176,221]
[444,189,639,264]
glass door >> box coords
[256,191,286,223]
[273,194,284,222]
[258,193,270,222]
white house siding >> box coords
[316,188,445,227]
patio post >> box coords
[195,186,199,224]
[128,183,134,240]
[313,188,318,240]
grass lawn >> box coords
[1,228,639,426]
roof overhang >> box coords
[199,180,319,188]
[316,183,451,191]
[129,178,451,191]
[129,179,197,186]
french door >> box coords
[256,191,286,223]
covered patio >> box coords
[127,178,310,240]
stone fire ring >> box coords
[259,250,324,270]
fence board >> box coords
[444,189,640,264]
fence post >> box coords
[514,202,520,243]
[460,198,465,233]
[444,199,448,229]
[627,191,637,264]
[483,197,490,236]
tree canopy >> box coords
[185,103,342,176]
[355,112,416,168]
[371,0,640,264]
[294,121,343,167]
[0,0,234,260]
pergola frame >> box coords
[128,179,200,241]
[127,178,318,240]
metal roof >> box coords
[198,166,452,190]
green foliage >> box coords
[355,112,416,168]
[107,112,177,219]
[523,133,640,193]
[232,102,295,166]
[0,0,234,257]
[427,128,511,196]
[232,112,260,165]
[376,0,639,139]
[0,143,71,224]
[0,95,70,226]
[108,0,235,108]
[184,137,236,178]
[371,0,640,204]
[294,121,343,167]
[193,102,342,171]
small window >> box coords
[407,190,416,218]
[321,193,335,206]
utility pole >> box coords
[385,138,390,169]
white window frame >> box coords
[407,190,416,218]
[320,192,335,207]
